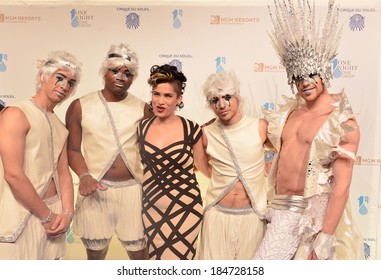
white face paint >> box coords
[294,74,319,84]
[209,94,233,109]
[109,68,133,81]
[54,73,77,91]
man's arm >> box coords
[45,140,74,237]
[0,107,52,221]
[311,118,360,259]
[65,99,106,196]
[193,129,211,178]
[322,119,360,234]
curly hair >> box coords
[147,64,187,96]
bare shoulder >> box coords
[0,106,27,122]
[65,98,82,123]
[259,118,268,128]
[0,106,29,133]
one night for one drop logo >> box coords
[70,9,94,28]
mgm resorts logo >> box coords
[210,15,259,25]
[254,63,285,72]
[0,13,41,23]
[355,156,381,165]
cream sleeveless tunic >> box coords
[0,99,67,242]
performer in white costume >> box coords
[66,43,152,260]
[254,0,363,260]
[198,70,269,260]
[0,51,81,259]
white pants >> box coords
[199,204,265,260]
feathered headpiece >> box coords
[268,0,342,88]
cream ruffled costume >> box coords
[263,92,363,259]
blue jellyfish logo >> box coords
[332,58,342,79]
[0,53,7,72]
[358,196,369,215]
[66,227,75,244]
[172,9,182,28]
[70,9,79,27]
[215,56,226,74]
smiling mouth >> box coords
[56,91,65,98]
[302,88,314,95]
[114,82,125,88]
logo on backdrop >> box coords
[263,102,275,111]
[0,53,7,72]
[363,237,376,260]
[358,196,369,215]
[172,9,183,28]
[340,7,376,31]
[126,12,140,29]
[215,56,226,73]
[70,9,94,28]
[0,13,41,24]
[210,15,260,25]
[349,14,365,31]
[354,155,381,166]
[332,58,359,79]
[254,62,285,72]
[66,227,75,244]
[364,243,370,259]
[169,59,183,72]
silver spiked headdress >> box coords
[268,0,342,88]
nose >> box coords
[116,72,124,81]
[217,96,226,109]
[158,95,165,104]
[56,79,70,92]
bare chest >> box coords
[282,109,332,145]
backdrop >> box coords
[1,0,380,260]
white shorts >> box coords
[0,195,65,260]
[72,180,145,251]
[199,204,265,260]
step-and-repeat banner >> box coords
[1,0,380,259]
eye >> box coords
[210,97,219,104]
[55,73,65,82]
[68,80,77,88]
[109,69,119,75]
[294,76,303,84]
[222,94,232,101]
[124,71,133,78]
[309,73,318,78]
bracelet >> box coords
[313,231,334,260]
[63,209,74,219]
[79,171,91,180]
[40,210,54,224]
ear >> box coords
[177,94,183,104]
